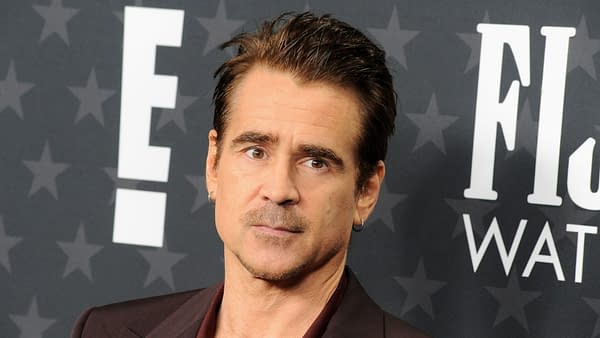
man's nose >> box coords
[261,160,300,206]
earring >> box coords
[208,191,215,204]
[352,218,366,232]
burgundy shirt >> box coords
[196,272,349,338]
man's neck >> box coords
[215,255,346,338]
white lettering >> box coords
[464,24,530,200]
[566,224,597,283]
[117,6,183,182]
[527,27,575,206]
[464,214,527,275]
[113,189,167,247]
[568,138,600,210]
[113,7,184,247]
[522,222,564,281]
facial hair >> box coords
[236,204,336,282]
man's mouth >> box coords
[243,205,309,237]
[251,224,304,236]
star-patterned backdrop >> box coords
[2,0,600,337]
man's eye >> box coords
[244,147,266,159]
[303,158,328,170]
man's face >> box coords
[206,66,382,282]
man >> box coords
[72,12,429,338]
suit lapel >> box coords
[126,284,220,338]
[123,270,382,337]
[122,327,147,338]
[322,270,384,338]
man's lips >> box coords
[251,224,304,235]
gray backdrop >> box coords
[2,0,600,337]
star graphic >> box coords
[9,297,56,338]
[68,68,115,126]
[406,93,459,154]
[445,198,499,238]
[369,182,406,232]
[0,216,22,273]
[33,0,79,45]
[114,0,144,23]
[583,297,600,338]
[57,224,102,280]
[485,274,541,331]
[197,0,245,56]
[568,16,600,80]
[0,60,34,119]
[156,94,197,133]
[457,11,490,73]
[367,6,419,68]
[505,98,538,159]
[539,199,596,244]
[185,175,208,213]
[23,142,69,199]
[103,167,140,205]
[138,245,186,290]
[393,258,446,318]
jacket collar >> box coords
[125,268,381,338]
[322,268,385,337]
[126,284,221,338]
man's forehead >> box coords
[229,66,361,112]
[222,66,362,147]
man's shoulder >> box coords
[94,288,203,317]
[72,288,212,337]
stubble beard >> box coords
[236,204,344,283]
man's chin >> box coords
[240,257,308,283]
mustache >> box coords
[242,205,308,232]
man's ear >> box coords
[205,129,219,199]
[353,161,385,225]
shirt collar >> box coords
[195,270,349,338]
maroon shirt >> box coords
[196,272,349,338]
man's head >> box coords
[205,12,396,283]
[212,12,396,192]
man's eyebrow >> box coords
[230,131,278,148]
[299,145,345,168]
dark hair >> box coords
[213,12,396,192]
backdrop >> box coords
[2,0,600,337]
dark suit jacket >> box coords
[72,271,430,337]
